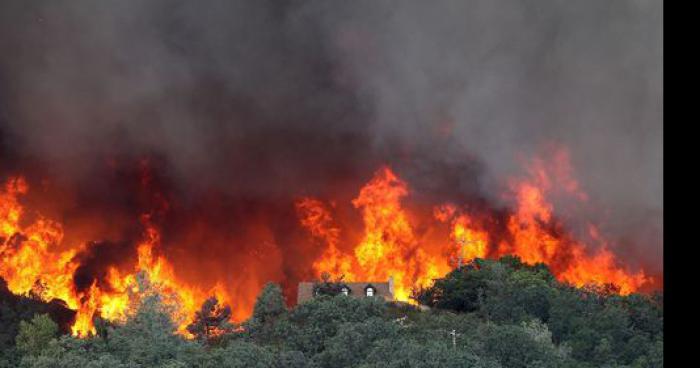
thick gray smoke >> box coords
[0,1,662,275]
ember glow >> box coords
[1,147,652,336]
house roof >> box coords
[297,278,394,304]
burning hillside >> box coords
[0,146,653,336]
[0,0,661,341]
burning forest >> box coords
[0,2,661,366]
[0,145,656,336]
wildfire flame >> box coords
[1,147,652,335]
[298,167,449,301]
[297,149,649,302]
[0,177,231,336]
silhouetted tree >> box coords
[187,297,233,343]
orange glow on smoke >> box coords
[495,149,648,294]
[1,147,653,336]
[295,198,353,278]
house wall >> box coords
[296,280,394,304]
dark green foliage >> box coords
[0,256,663,367]
[253,282,287,323]
[414,256,556,323]
[361,338,498,368]
[415,256,663,367]
[481,323,565,368]
[0,279,74,367]
[105,293,201,366]
[204,341,276,368]
[15,314,58,357]
[18,335,125,368]
[246,282,289,345]
[276,350,314,368]
[315,318,399,368]
[282,294,387,356]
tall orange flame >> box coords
[351,167,448,300]
[0,178,231,336]
[297,167,451,302]
[0,177,83,330]
[295,198,353,278]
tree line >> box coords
[0,256,663,368]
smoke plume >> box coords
[0,0,663,306]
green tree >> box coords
[18,335,125,368]
[315,318,399,368]
[106,293,202,367]
[204,341,275,368]
[482,324,566,368]
[362,338,498,368]
[246,283,289,345]
[253,283,287,323]
[276,350,314,368]
[15,314,58,357]
[414,259,492,312]
[283,295,387,355]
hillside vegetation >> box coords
[0,256,663,368]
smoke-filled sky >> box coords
[0,0,662,276]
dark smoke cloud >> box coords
[0,0,662,279]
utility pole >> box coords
[448,329,461,349]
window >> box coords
[366,287,375,297]
[341,287,349,296]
